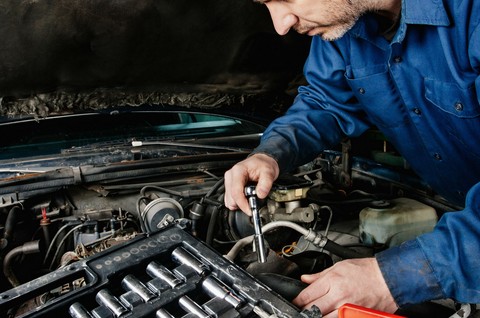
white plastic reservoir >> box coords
[359,197,438,247]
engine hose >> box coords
[190,219,199,237]
[255,273,308,302]
[205,193,224,245]
[4,205,22,242]
[225,221,367,261]
[323,239,365,259]
[41,224,51,250]
[449,303,473,318]
[3,240,41,287]
[264,221,366,258]
[205,206,220,246]
[205,177,224,197]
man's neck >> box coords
[369,0,401,22]
[359,0,401,41]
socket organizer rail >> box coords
[0,224,320,318]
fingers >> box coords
[323,310,339,318]
[299,271,325,284]
[294,268,353,316]
[224,153,279,214]
[292,272,331,309]
[224,163,251,214]
[255,170,274,199]
[293,259,398,317]
[302,291,338,316]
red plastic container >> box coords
[339,303,406,318]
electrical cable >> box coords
[49,224,84,270]
[135,196,149,233]
[43,222,78,265]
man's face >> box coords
[256,0,365,40]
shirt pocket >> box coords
[424,78,480,157]
[424,78,480,118]
[345,66,409,128]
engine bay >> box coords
[1,1,477,317]
[0,144,464,318]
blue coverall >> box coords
[252,0,480,306]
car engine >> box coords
[0,144,466,318]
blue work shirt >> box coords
[253,0,480,307]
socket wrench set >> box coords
[0,224,319,318]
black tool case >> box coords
[0,223,320,318]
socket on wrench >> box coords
[244,186,268,263]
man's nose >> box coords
[265,3,298,35]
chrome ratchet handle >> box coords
[244,186,268,263]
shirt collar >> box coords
[403,0,450,26]
[348,0,450,44]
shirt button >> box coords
[454,102,464,111]
[393,56,403,63]
[358,88,366,94]
[413,108,422,115]
[434,153,442,160]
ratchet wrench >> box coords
[244,186,268,263]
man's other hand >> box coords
[293,258,398,318]
[224,153,279,215]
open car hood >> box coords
[0,2,469,318]
[0,0,311,119]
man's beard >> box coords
[293,1,363,41]
[294,19,358,41]
[318,20,358,41]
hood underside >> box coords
[0,0,311,118]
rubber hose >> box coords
[255,273,308,302]
[4,206,22,242]
[323,240,366,259]
[3,240,41,287]
[41,223,51,250]
[206,206,219,246]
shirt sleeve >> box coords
[252,36,371,172]
[470,23,480,105]
[376,181,480,306]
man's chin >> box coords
[308,24,353,41]
[319,28,349,41]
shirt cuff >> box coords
[250,135,296,173]
[375,239,445,307]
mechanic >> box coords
[224,0,480,316]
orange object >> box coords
[338,304,406,318]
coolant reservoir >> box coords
[359,198,438,247]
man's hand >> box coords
[293,258,398,318]
[224,153,279,215]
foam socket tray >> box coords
[0,223,320,318]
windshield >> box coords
[0,110,264,161]
[0,109,265,180]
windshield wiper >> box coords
[0,168,57,174]
[131,140,249,152]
